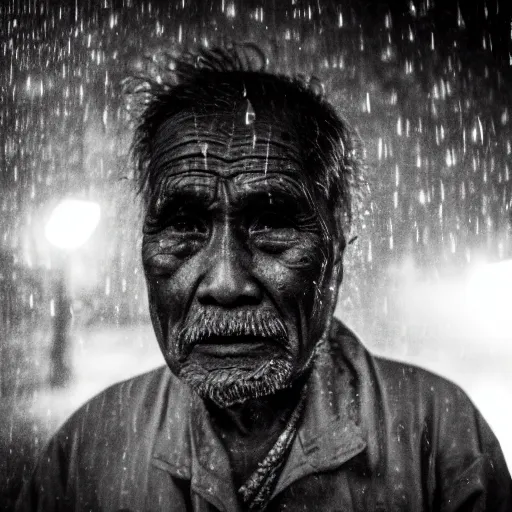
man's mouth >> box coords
[190,335,278,357]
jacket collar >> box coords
[274,324,367,497]
[151,319,370,511]
[151,380,239,511]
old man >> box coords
[17,45,511,511]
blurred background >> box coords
[1,0,511,508]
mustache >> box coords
[177,308,288,354]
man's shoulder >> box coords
[16,370,195,509]
[372,354,462,392]
[58,366,185,441]
[371,354,473,409]
[329,320,475,416]
[76,365,171,413]
[327,323,512,509]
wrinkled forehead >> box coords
[149,107,305,182]
[147,108,336,238]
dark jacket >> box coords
[16,321,512,511]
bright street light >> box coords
[45,199,101,251]
[44,198,101,386]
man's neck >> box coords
[205,380,307,489]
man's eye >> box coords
[167,215,207,235]
[249,213,300,251]
[251,212,296,233]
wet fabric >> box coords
[16,319,512,511]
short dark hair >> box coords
[123,44,364,242]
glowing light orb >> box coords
[45,199,101,251]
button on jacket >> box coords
[16,320,512,511]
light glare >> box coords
[45,199,100,251]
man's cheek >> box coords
[147,273,188,320]
[255,254,321,303]
[143,242,193,328]
[273,242,326,287]
[146,275,187,360]
[142,238,183,277]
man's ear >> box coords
[332,240,344,289]
[334,256,344,290]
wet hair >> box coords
[123,44,365,242]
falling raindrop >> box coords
[245,99,256,125]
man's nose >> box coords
[196,226,261,307]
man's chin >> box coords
[177,357,295,408]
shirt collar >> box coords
[273,327,367,497]
[151,382,239,511]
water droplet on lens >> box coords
[245,99,255,125]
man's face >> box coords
[142,106,341,407]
